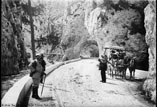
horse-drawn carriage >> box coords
[103,46,130,79]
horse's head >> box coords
[129,57,135,67]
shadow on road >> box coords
[40,97,54,102]
[106,82,117,85]
[42,85,52,88]
[125,78,146,82]
[54,88,70,92]
[115,78,126,82]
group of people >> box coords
[28,53,46,100]
[98,51,136,82]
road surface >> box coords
[28,59,154,107]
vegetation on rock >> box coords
[1,0,27,75]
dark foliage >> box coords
[21,2,44,25]
[111,0,130,11]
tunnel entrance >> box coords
[81,40,99,58]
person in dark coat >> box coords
[98,55,108,83]
[40,54,46,83]
[28,55,44,100]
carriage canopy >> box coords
[104,46,126,59]
[104,46,125,51]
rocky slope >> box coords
[1,0,27,75]
[61,0,99,60]
[22,0,99,61]
[21,0,66,61]
[22,0,149,68]
[61,0,149,69]
[84,0,149,69]
[143,0,156,103]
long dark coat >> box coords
[99,59,107,82]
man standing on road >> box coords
[98,55,108,83]
[40,54,46,83]
[28,54,44,100]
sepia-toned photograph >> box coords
[1,0,156,107]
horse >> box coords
[107,60,116,78]
[115,59,127,79]
[128,57,136,79]
[107,55,118,78]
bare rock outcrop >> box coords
[84,0,148,69]
[61,0,99,60]
[143,0,156,103]
[60,0,149,69]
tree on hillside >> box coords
[1,0,27,75]
[21,0,44,59]
[21,0,65,60]
[28,0,35,59]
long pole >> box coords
[28,0,35,59]
[41,75,46,96]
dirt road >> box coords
[48,59,153,107]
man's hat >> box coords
[41,54,44,58]
[101,55,105,58]
[36,53,41,59]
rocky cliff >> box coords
[143,0,156,103]
[58,0,99,60]
[62,0,149,69]
[85,0,149,69]
[1,0,27,75]
[21,0,66,61]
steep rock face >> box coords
[1,0,27,75]
[61,0,99,60]
[143,1,156,103]
[61,0,149,68]
[22,0,99,61]
[84,0,148,69]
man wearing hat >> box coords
[40,54,46,83]
[98,55,108,83]
[28,54,44,100]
